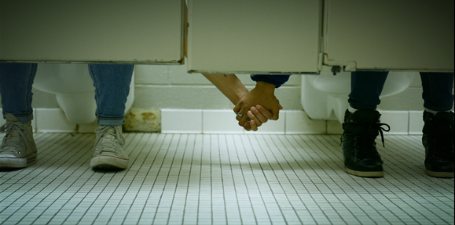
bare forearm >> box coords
[203,73,249,105]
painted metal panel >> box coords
[0,0,184,64]
[324,0,454,72]
[188,0,322,74]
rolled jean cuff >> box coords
[4,113,33,123]
[349,104,378,111]
[424,104,454,112]
[97,117,124,126]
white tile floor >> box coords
[0,133,453,225]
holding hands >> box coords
[236,105,279,131]
[202,74,281,132]
[234,81,282,131]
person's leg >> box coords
[0,63,37,121]
[420,72,454,178]
[89,64,134,126]
[421,73,454,112]
[88,64,134,170]
[348,71,389,111]
[342,71,390,178]
[0,63,38,169]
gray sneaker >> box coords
[90,125,129,170]
[0,113,37,169]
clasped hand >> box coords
[233,82,281,131]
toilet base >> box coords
[302,75,350,124]
[56,94,97,125]
[301,72,415,123]
[327,95,349,124]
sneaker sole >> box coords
[426,170,454,178]
[90,156,128,170]
[0,153,37,169]
[346,167,384,178]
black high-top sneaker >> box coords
[422,111,454,178]
[341,110,390,178]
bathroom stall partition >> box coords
[0,0,185,64]
[1,0,453,70]
[323,0,454,72]
[187,0,323,74]
[188,0,454,74]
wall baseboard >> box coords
[161,109,426,135]
[0,108,426,135]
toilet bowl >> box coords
[301,71,415,124]
[33,64,135,124]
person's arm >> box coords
[203,73,276,131]
[234,74,291,126]
[202,73,249,105]
[234,81,280,126]
[250,74,291,88]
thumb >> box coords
[233,104,241,114]
[271,108,279,120]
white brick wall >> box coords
[0,66,432,112]
[133,64,302,110]
[1,66,452,134]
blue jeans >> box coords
[0,63,134,126]
[349,71,454,111]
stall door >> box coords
[323,0,454,72]
[188,0,322,74]
[0,0,184,64]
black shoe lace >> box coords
[352,123,390,159]
[376,123,391,147]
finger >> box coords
[271,107,280,120]
[250,107,267,123]
[233,104,241,115]
[239,116,248,127]
[243,122,252,131]
[237,106,250,126]
[250,120,258,131]
[279,104,283,110]
[256,105,273,119]
[235,110,244,121]
[247,110,262,127]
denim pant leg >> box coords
[420,72,454,112]
[348,71,389,110]
[88,64,134,126]
[0,63,37,122]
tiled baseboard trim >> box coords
[0,108,426,135]
[161,109,426,135]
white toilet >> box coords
[301,71,415,124]
[33,64,135,124]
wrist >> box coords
[233,89,249,105]
[255,81,276,94]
